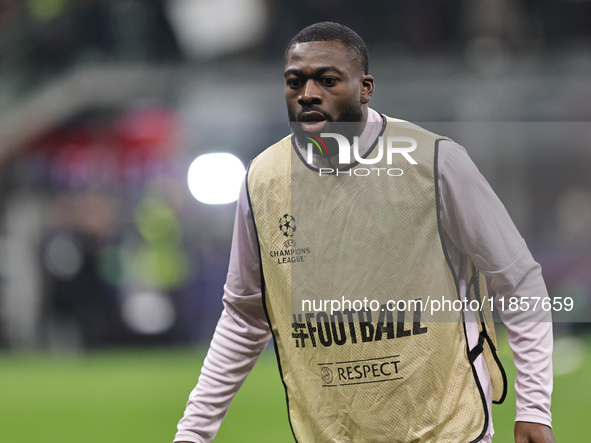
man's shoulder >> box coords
[253,134,292,162]
[381,114,454,146]
[248,134,292,178]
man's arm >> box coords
[174,180,271,443]
[439,140,555,443]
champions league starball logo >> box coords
[272,214,309,264]
[279,214,296,237]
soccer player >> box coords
[175,22,555,443]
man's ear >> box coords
[360,75,375,104]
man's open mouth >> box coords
[300,111,327,122]
[299,111,328,132]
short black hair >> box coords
[285,22,369,74]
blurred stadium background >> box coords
[0,0,590,441]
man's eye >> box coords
[321,77,337,86]
[287,79,302,89]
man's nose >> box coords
[298,80,322,106]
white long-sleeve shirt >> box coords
[175,110,553,443]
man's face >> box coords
[284,40,374,135]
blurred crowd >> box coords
[0,0,590,350]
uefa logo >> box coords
[321,366,333,384]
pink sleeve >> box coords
[174,179,272,443]
[438,140,553,428]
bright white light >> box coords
[188,153,245,204]
[121,291,176,335]
[166,0,267,58]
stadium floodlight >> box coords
[121,291,176,335]
[188,153,245,204]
